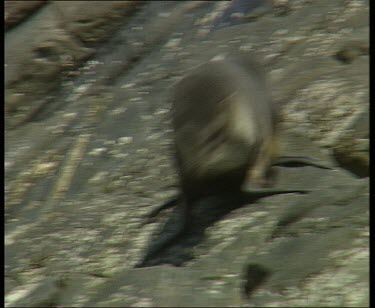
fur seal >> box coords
[137,52,330,266]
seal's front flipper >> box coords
[273,156,333,170]
[136,200,191,268]
[141,196,180,226]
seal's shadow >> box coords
[139,192,266,267]
[138,155,333,267]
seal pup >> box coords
[137,52,330,266]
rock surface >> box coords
[5,0,369,307]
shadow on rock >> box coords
[137,192,282,267]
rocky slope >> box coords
[5,1,368,307]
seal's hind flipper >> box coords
[241,187,310,199]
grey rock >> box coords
[5,0,368,307]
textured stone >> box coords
[5,0,368,307]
